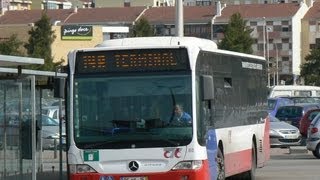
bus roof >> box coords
[96,36,217,50]
[95,36,265,61]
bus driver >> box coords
[171,104,192,124]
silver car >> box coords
[269,116,301,148]
[306,113,320,158]
[41,114,66,150]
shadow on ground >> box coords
[3,171,67,180]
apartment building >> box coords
[212,2,311,85]
[0,1,317,85]
[212,0,304,4]
[301,1,320,72]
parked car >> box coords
[285,96,320,104]
[306,113,320,158]
[269,116,301,148]
[267,97,293,117]
[42,106,65,124]
[275,103,320,128]
[40,114,66,150]
[299,108,320,137]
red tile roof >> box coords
[143,6,216,24]
[0,9,74,25]
[64,7,146,24]
[0,3,302,26]
[216,3,301,21]
[303,1,320,19]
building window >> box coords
[250,21,257,26]
[266,21,273,26]
[282,26,289,32]
[258,44,264,51]
[124,0,130,7]
[282,57,289,61]
[310,44,316,49]
[268,39,273,44]
[282,38,289,43]
[281,21,289,25]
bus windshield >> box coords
[73,74,192,149]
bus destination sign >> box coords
[75,48,189,73]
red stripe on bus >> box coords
[264,116,271,163]
[224,149,252,177]
[69,160,210,180]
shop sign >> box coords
[61,25,93,40]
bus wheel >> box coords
[312,143,320,159]
[216,148,225,180]
[235,143,256,180]
[249,143,257,179]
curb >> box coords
[288,146,308,154]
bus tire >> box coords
[216,148,225,180]
[312,143,320,159]
[240,143,257,180]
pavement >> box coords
[271,146,310,155]
[1,147,311,180]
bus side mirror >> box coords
[201,75,214,100]
[54,78,65,98]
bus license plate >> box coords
[120,177,148,180]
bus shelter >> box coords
[0,55,67,180]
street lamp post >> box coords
[266,27,270,87]
[274,43,279,85]
[263,17,271,87]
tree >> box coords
[218,12,254,54]
[24,12,62,71]
[300,48,320,86]
[0,34,24,56]
[131,17,154,37]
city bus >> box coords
[65,36,270,180]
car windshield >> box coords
[269,116,280,122]
[41,115,59,126]
[267,99,276,110]
[276,106,303,118]
[311,113,320,125]
[73,74,193,149]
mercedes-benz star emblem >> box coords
[128,161,139,171]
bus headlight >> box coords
[69,164,97,174]
[172,160,203,170]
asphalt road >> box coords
[256,146,320,180]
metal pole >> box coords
[276,43,279,85]
[263,17,266,58]
[59,98,63,180]
[266,27,270,87]
[175,0,183,37]
[273,43,279,85]
[39,89,43,172]
[18,82,23,178]
[3,84,7,180]
[31,75,37,180]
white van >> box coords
[269,85,320,98]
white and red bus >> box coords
[65,36,270,180]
